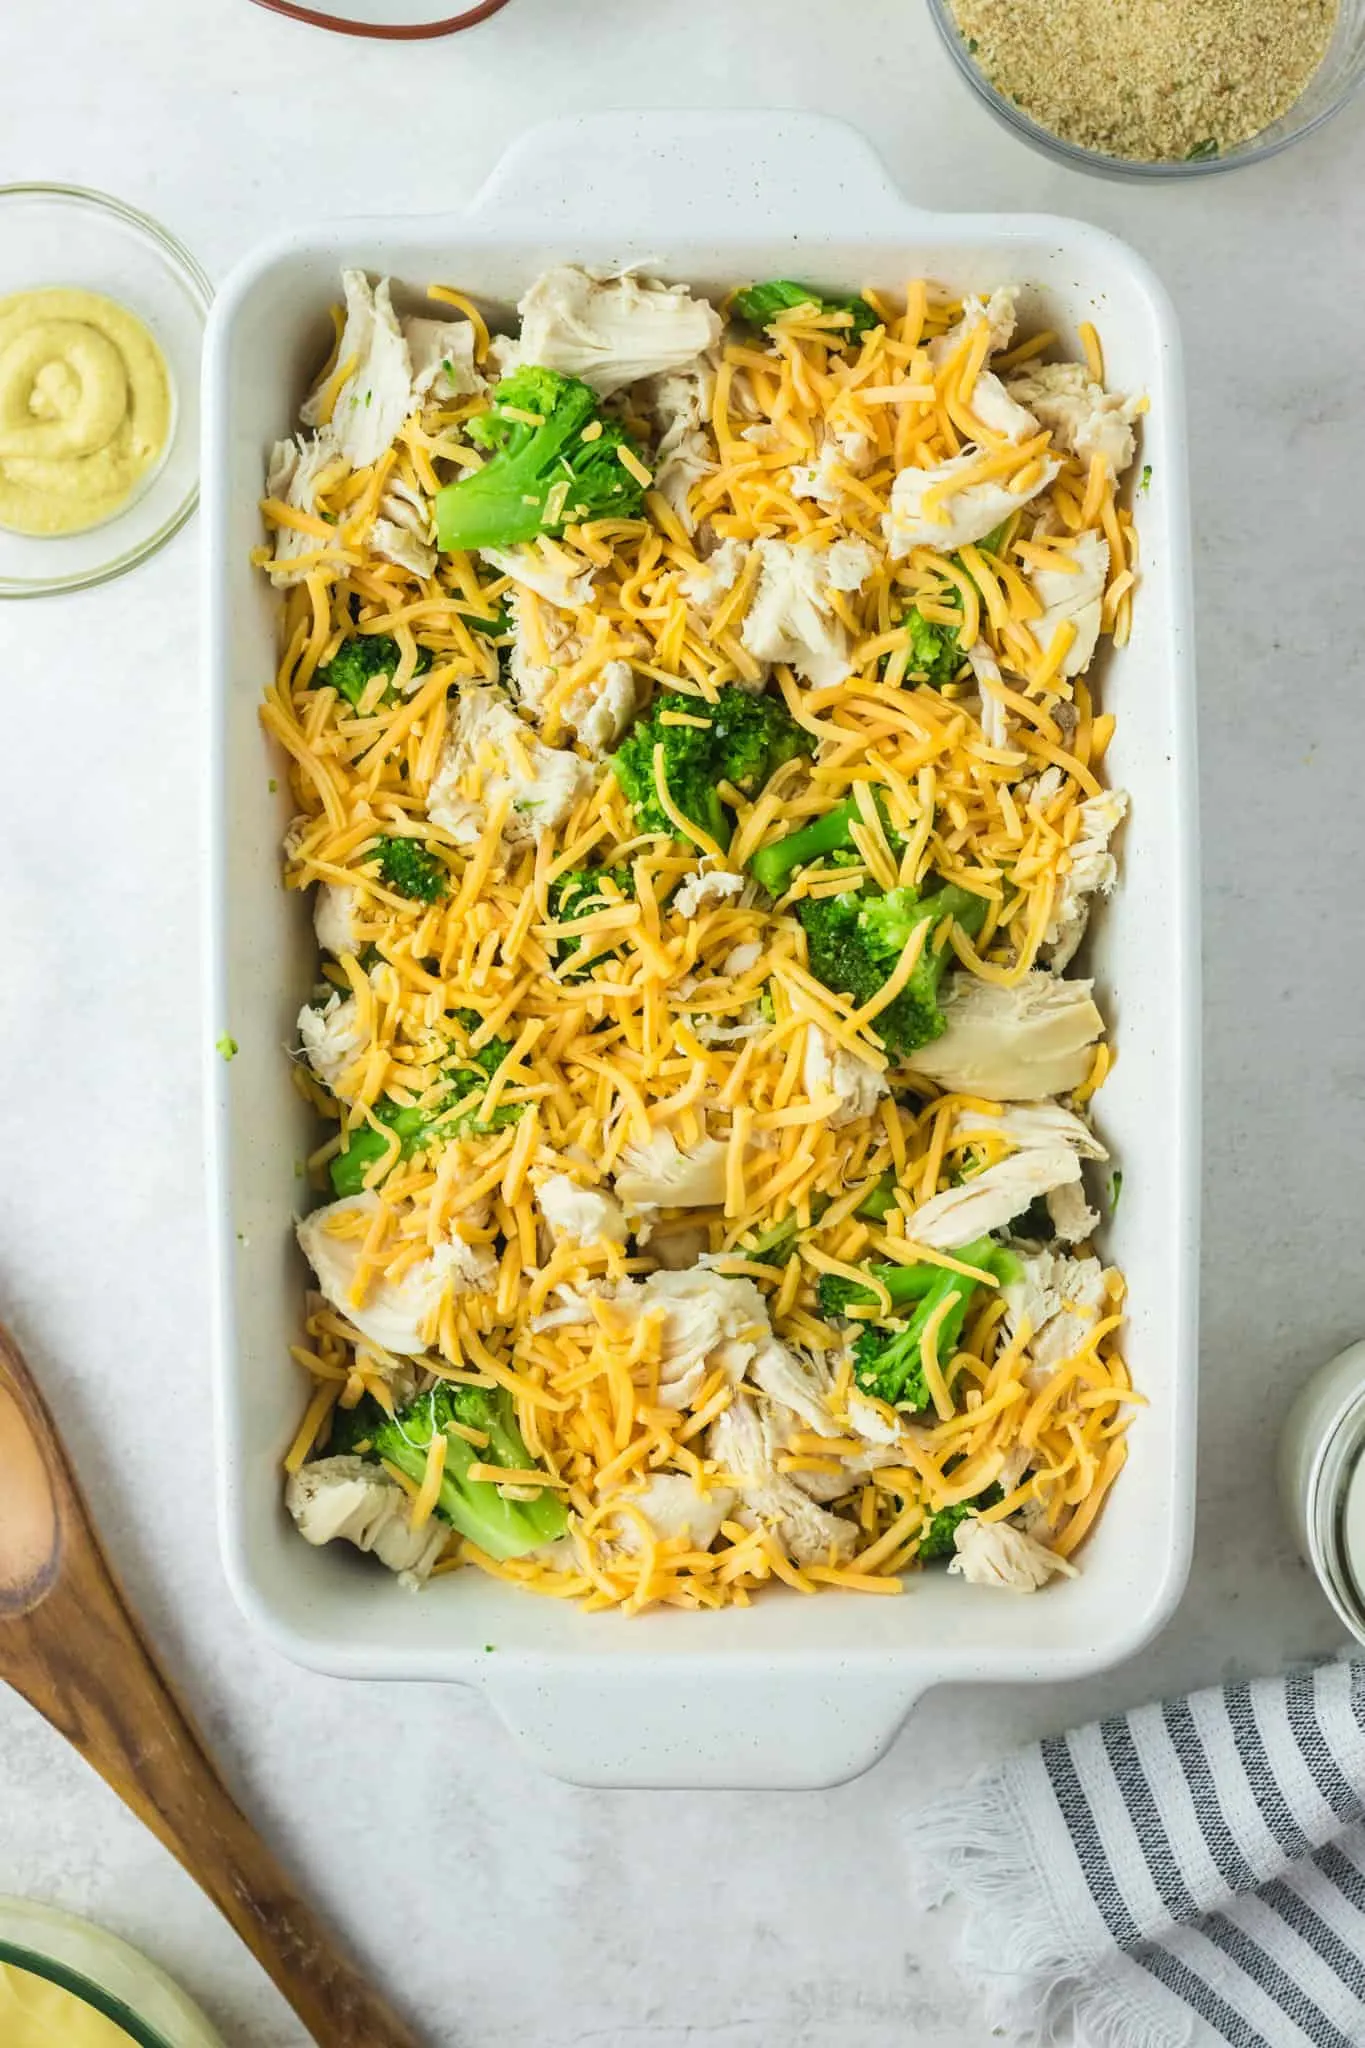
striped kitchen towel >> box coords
[907,1656,1365,2047]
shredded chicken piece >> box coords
[949,1517,1075,1591]
[263,435,347,586]
[286,1457,448,1584]
[905,974,1106,1102]
[1003,1249,1110,1377]
[300,270,413,472]
[427,687,592,848]
[1042,787,1129,969]
[644,358,718,533]
[709,1395,858,1566]
[802,1026,888,1129]
[613,1129,729,1214]
[297,991,365,1098]
[313,882,362,958]
[928,287,1019,367]
[479,545,593,610]
[1030,530,1110,679]
[885,451,1059,559]
[535,1173,629,1247]
[740,537,875,686]
[607,1473,735,1555]
[1007,360,1140,478]
[503,265,722,396]
[615,1267,771,1410]
[681,536,749,612]
[297,1192,495,1356]
[673,866,745,919]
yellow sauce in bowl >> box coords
[0,1959,141,2045]
[0,288,171,536]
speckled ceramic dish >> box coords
[203,111,1199,1790]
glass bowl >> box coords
[926,0,1365,179]
[0,186,211,598]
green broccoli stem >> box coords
[372,1386,567,1559]
[744,1172,898,1265]
[749,798,863,896]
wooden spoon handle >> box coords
[0,1327,421,2048]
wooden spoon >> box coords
[0,1320,422,2048]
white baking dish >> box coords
[202,112,1200,1790]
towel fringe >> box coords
[906,1776,1195,2048]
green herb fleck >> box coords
[1110,1169,1124,1214]
[268,777,278,793]
[1140,465,1152,493]
[216,1033,239,1062]
[1186,139,1219,161]
[966,35,979,53]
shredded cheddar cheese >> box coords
[262,265,1142,1614]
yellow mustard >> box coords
[0,1958,141,2044]
[0,287,171,536]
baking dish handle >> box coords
[482,1666,927,1790]
[463,111,914,242]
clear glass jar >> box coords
[0,1899,225,2048]
[1278,1339,1365,1645]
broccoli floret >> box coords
[706,686,813,794]
[465,602,511,639]
[733,280,879,341]
[611,691,728,843]
[918,1485,1004,1562]
[611,686,805,847]
[747,796,871,896]
[798,880,988,1057]
[316,634,431,710]
[904,607,963,689]
[834,1236,1020,1411]
[331,1383,567,1561]
[745,1174,897,1267]
[434,366,646,552]
[329,1021,521,1195]
[547,865,635,977]
[369,835,448,904]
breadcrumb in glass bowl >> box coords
[926,0,1365,178]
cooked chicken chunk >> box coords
[313,882,363,958]
[905,974,1106,1102]
[297,1191,495,1356]
[300,270,414,472]
[286,1456,448,1583]
[1006,360,1140,478]
[673,866,745,919]
[613,1129,729,1214]
[1042,787,1129,970]
[535,1173,629,1248]
[427,687,592,848]
[263,435,347,586]
[885,451,1059,559]
[608,1473,735,1554]
[948,1517,1075,1590]
[709,1394,858,1566]
[503,266,722,396]
[741,537,875,687]
[802,1026,888,1128]
[1030,529,1110,678]
[1003,1249,1110,1376]
[297,990,365,1098]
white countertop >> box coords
[3,4,1364,2042]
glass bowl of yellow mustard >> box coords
[0,187,211,597]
